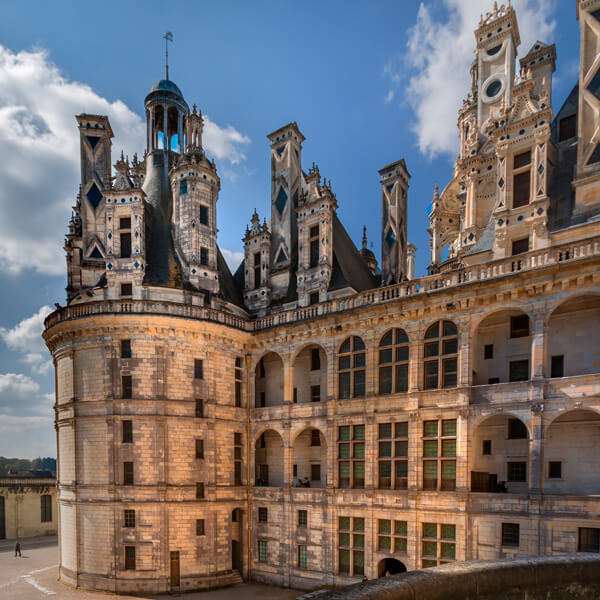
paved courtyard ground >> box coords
[0,537,302,600]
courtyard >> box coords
[0,536,301,600]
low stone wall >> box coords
[297,555,600,600]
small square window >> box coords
[482,440,491,455]
[514,151,531,169]
[507,462,527,482]
[511,238,529,256]
[309,292,319,306]
[501,523,520,547]
[484,344,493,360]
[509,359,529,382]
[551,355,564,378]
[310,385,321,402]
[121,340,131,359]
[548,461,562,479]
[196,482,205,499]
[196,439,204,459]
[510,315,530,338]
[258,507,268,523]
[311,464,321,481]
[121,283,133,297]
[119,217,131,229]
[578,528,600,553]
[122,375,132,399]
[124,509,135,528]
[122,420,133,443]
[298,510,307,527]
[196,518,205,536]
[194,359,203,379]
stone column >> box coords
[531,307,547,380]
[458,321,472,387]
[282,352,293,404]
[408,412,420,491]
[529,404,544,494]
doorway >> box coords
[378,557,407,577]
[0,496,4,539]
[231,508,242,573]
[170,551,180,589]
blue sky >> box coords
[0,0,580,458]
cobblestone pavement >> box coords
[0,537,301,600]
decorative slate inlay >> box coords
[498,178,504,188]
[385,227,396,248]
[90,247,102,259]
[276,146,284,156]
[275,187,288,214]
[386,184,394,193]
[86,182,103,209]
[538,164,544,174]
[537,207,544,215]
[587,68,600,100]
[86,136,100,150]
[134,261,140,268]
[276,248,287,263]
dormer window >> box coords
[309,225,319,268]
[253,252,261,289]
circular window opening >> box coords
[486,80,502,98]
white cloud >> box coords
[385,90,395,104]
[385,0,556,158]
[0,414,52,434]
[0,44,251,276]
[221,248,244,271]
[0,304,53,372]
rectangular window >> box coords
[338,517,365,575]
[511,238,529,256]
[510,315,530,338]
[122,375,132,399]
[309,225,319,268]
[513,151,531,209]
[551,355,564,378]
[121,340,132,359]
[311,430,321,446]
[298,510,308,527]
[377,519,408,554]
[501,523,520,547]
[199,205,209,225]
[253,252,261,290]
[258,507,268,523]
[194,359,203,379]
[200,247,209,265]
[120,283,132,297]
[309,292,319,306]
[120,217,131,230]
[509,360,529,382]
[235,357,243,407]
[234,433,242,486]
[123,462,133,485]
[258,540,268,563]
[196,518,205,536]
[310,385,321,403]
[124,546,136,570]
[120,232,132,258]
[195,439,204,459]
[548,461,562,479]
[311,348,321,371]
[180,180,187,194]
[196,482,205,499]
[421,523,456,568]
[124,509,135,528]
[578,528,600,553]
[482,440,492,455]
[40,495,52,523]
[507,462,527,482]
[338,425,365,488]
[122,420,133,443]
[298,545,308,569]
[259,463,269,485]
[195,399,204,418]
[311,463,321,481]
[484,344,493,360]
[559,114,576,142]
[422,419,456,491]
[378,421,409,490]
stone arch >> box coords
[544,409,600,495]
[292,427,327,488]
[470,413,530,494]
[546,293,600,378]
[472,308,532,385]
[254,429,284,487]
[293,343,327,403]
[254,351,284,407]
[377,557,407,577]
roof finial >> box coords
[362,226,368,250]
[164,32,173,80]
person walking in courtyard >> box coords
[14,541,21,557]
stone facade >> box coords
[46,1,600,594]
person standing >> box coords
[14,541,21,557]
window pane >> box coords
[379,461,392,477]
[339,443,351,459]
[441,543,455,559]
[354,443,365,459]
[379,349,393,364]
[379,519,392,533]
[379,423,392,438]
[354,353,366,369]
[339,533,350,546]
[422,541,437,557]
[378,536,391,551]
[394,537,408,553]
[395,460,408,478]
[423,523,437,538]
[353,337,365,351]
[423,460,438,478]
[353,534,364,548]
[441,439,456,457]
[442,358,457,388]
[339,461,350,477]
[380,331,393,346]
[395,521,408,536]
[424,361,438,389]
[339,517,350,530]
[339,373,351,398]
[396,329,409,344]
[423,421,438,437]
[339,549,350,573]
[340,339,351,354]
[423,440,438,457]
[442,419,457,436]
[443,321,457,336]
[441,460,456,479]
[395,440,408,457]
[379,442,392,457]
[425,322,439,339]
[441,524,456,540]
[395,364,409,392]
[354,425,365,440]
[354,518,365,531]
[395,422,408,438]
[339,356,351,370]
[353,370,365,397]
[339,426,351,441]
[379,367,393,395]
[424,342,439,358]
[442,339,457,355]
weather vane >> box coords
[164,31,173,80]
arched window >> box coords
[423,321,458,390]
[338,336,366,399]
[379,329,409,394]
